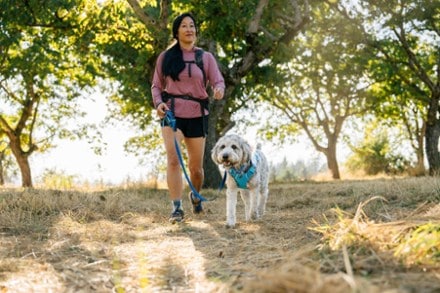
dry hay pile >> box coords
[245,179,440,293]
[0,177,439,292]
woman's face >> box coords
[177,16,197,45]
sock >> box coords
[172,199,182,211]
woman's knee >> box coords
[167,156,180,169]
[189,166,204,178]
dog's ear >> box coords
[240,138,252,164]
[211,141,219,163]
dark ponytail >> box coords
[162,43,185,81]
[162,12,198,82]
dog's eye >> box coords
[231,144,238,150]
[220,145,225,150]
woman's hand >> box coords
[156,102,169,119]
[213,87,224,100]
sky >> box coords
[30,93,147,186]
[27,92,320,187]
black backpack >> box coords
[196,49,206,86]
[189,49,206,86]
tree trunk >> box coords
[425,122,440,175]
[8,138,33,187]
[326,143,341,180]
[16,155,32,188]
[203,100,224,189]
[425,91,440,176]
[413,121,426,176]
[0,152,4,186]
[414,134,426,176]
[414,150,426,176]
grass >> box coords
[0,177,439,292]
[394,222,440,266]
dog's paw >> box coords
[225,223,236,229]
[251,212,261,220]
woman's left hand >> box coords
[213,87,224,100]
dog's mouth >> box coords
[217,153,237,168]
[221,160,233,167]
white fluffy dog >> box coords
[211,134,270,228]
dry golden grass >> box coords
[0,177,439,292]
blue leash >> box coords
[163,111,209,202]
[219,171,227,191]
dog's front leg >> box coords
[240,189,251,222]
[249,188,259,220]
[257,185,269,218]
[226,188,238,228]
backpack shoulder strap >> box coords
[195,49,206,86]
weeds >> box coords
[310,192,440,285]
[394,222,440,266]
[310,196,387,250]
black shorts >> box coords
[161,115,209,138]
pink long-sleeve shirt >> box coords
[151,46,225,118]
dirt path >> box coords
[0,179,439,292]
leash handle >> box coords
[164,110,176,131]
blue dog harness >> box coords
[227,153,260,189]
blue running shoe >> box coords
[169,208,184,223]
[189,192,203,214]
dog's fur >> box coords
[211,134,270,228]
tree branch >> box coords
[126,0,170,48]
[0,81,21,104]
[392,26,435,91]
[15,78,39,136]
[236,0,310,81]
[126,0,157,26]
[279,0,310,44]
[0,116,13,136]
[248,0,268,34]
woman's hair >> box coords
[162,13,198,81]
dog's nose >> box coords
[222,154,229,160]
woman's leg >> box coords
[184,136,206,192]
[162,127,184,201]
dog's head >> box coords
[211,134,252,169]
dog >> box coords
[211,134,270,228]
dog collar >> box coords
[228,153,260,189]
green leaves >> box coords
[0,0,109,186]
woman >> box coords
[151,12,225,223]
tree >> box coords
[261,3,371,179]
[329,0,440,175]
[95,0,314,187]
[0,134,19,186]
[0,136,7,185]
[0,0,101,187]
[368,79,427,175]
[345,121,411,175]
